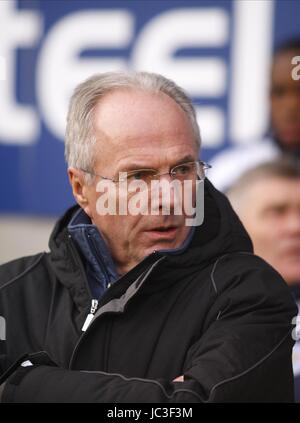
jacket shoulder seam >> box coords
[207,330,291,401]
[210,251,254,294]
[0,253,46,291]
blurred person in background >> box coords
[226,158,300,401]
[209,38,300,192]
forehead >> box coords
[248,177,300,207]
[272,50,299,84]
[92,88,197,165]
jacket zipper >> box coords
[81,299,99,332]
[68,236,100,332]
[69,253,164,369]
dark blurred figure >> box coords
[210,38,300,191]
[271,39,300,152]
[226,158,300,401]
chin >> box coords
[143,241,177,257]
[279,136,300,149]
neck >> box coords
[115,257,141,276]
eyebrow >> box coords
[260,203,292,217]
[117,155,196,173]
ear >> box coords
[68,167,91,216]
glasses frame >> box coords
[80,160,211,183]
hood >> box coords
[180,178,253,265]
[48,179,253,300]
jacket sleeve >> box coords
[1,256,298,403]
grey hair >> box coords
[65,71,201,179]
[226,157,300,212]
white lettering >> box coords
[291,56,300,81]
[132,8,228,147]
[229,0,273,144]
[36,10,133,140]
[0,0,42,144]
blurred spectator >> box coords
[226,158,300,286]
[209,38,300,192]
[226,158,300,401]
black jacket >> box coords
[0,181,297,402]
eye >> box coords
[271,86,286,98]
[173,164,193,175]
[133,171,146,180]
[265,205,287,217]
[127,170,153,182]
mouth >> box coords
[145,226,179,240]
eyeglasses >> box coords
[80,160,211,185]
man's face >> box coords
[271,49,300,149]
[239,177,300,285]
[80,89,198,274]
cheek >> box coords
[253,227,275,246]
[93,188,154,240]
[249,218,283,251]
[94,213,142,240]
[271,103,284,122]
[180,180,197,211]
[243,215,274,243]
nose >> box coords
[284,211,300,235]
[158,172,174,183]
[150,174,181,215]
[283,92,300,116]
[160,174,176,211]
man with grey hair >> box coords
[0,71,297,403]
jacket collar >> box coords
[67,208,195,299]
[68,208,119,299]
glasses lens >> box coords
[171,162,198,180]
[197,162,211,180]
[123,170,156,185]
